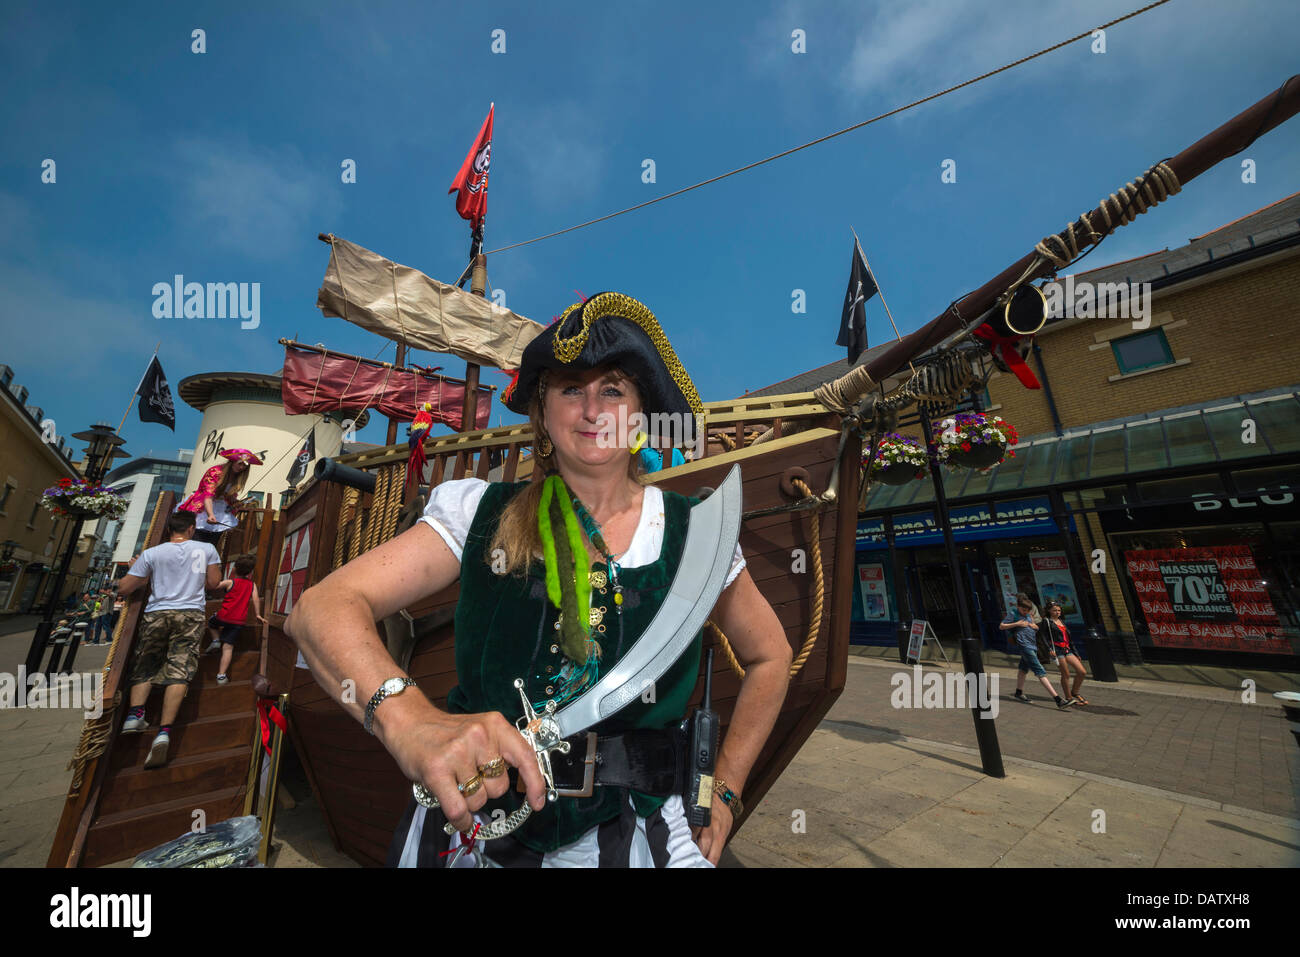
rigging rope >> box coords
[710,477,825,680]
[485,0,1174,256]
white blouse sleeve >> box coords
[725,543,747,590]
[417,478,489,562]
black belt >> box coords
[532,728,685,798]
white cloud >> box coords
[506,101,606,210]
[168,137,343,258]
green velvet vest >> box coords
[447,481,703,854]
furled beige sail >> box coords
[316,234,543,370]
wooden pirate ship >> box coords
[45,75,1300,867]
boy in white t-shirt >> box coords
[116,510,223,769]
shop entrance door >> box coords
[913,562,962,647]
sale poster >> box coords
[995,558,1019,613]
[1123,545,1288,654]
[857,563,890,621]
[1029,552,1084,624]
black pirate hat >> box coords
[502,291,703,421]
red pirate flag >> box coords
[449,104,494,230]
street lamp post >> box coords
[24,424,127,686]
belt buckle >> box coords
[553,732,598,798]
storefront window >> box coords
[1109,522,1298,656]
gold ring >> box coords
[458,774,484,797]
[478,757,506,778]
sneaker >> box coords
[1013,690,1031,703]
[1056,696,1074,710]
[122,714,147,734]
[216,673,229,685]
[144,731,170,769]
[205,641,223,654]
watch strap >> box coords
[364,677,416,735]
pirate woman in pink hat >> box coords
[177,448,263,544]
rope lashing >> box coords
[814,365,877,417]
[1035,161,1181,268]
[709,477,824,680]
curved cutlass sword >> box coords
[413,464,743,841]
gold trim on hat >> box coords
[550,292,704,415]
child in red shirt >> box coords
[206,554,266,684]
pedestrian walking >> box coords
[1043,601,1088,705]
[115,510,223,769]
[1000,597,1072,709]
[91,588,113,644]
[1016,591,1043,625]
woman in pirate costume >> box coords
[176,448,262,544]
[287,292,791,867]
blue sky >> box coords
[2,0,1298,467]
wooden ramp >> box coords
[46,493,282,868]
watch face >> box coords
[383,678,405,695]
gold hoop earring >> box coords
[538,435,553,457]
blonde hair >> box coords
[214,462,249,501]
[489,367,645,577]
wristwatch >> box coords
[712,778,743,817]
[363,677,417,735]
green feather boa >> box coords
[538,474,597,664]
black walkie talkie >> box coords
[683,648,720,828]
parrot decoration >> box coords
[405,401,434,492]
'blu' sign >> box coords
[857,497,1064,548]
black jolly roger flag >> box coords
[836,239,878,365]
[287,427,316,486]
[135,355,176,431]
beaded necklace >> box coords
[567,493,625,615]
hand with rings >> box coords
[384,709,546,834]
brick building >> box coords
[0,364,96,615]
[752,192,1300,669]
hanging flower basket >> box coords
[866,433,929,485]
[41,478,128,521]
[934,413,1019,471]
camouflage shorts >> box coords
[129,610,207,686]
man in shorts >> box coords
[116,510,223,768]
[999,597,1073,710]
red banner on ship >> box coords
[281,345,492,431]
[1123,545,1289,654]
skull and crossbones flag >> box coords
[287,426,316,486]
[449,104,494,230]
[135,355,175,431]
[836,239,877,365]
